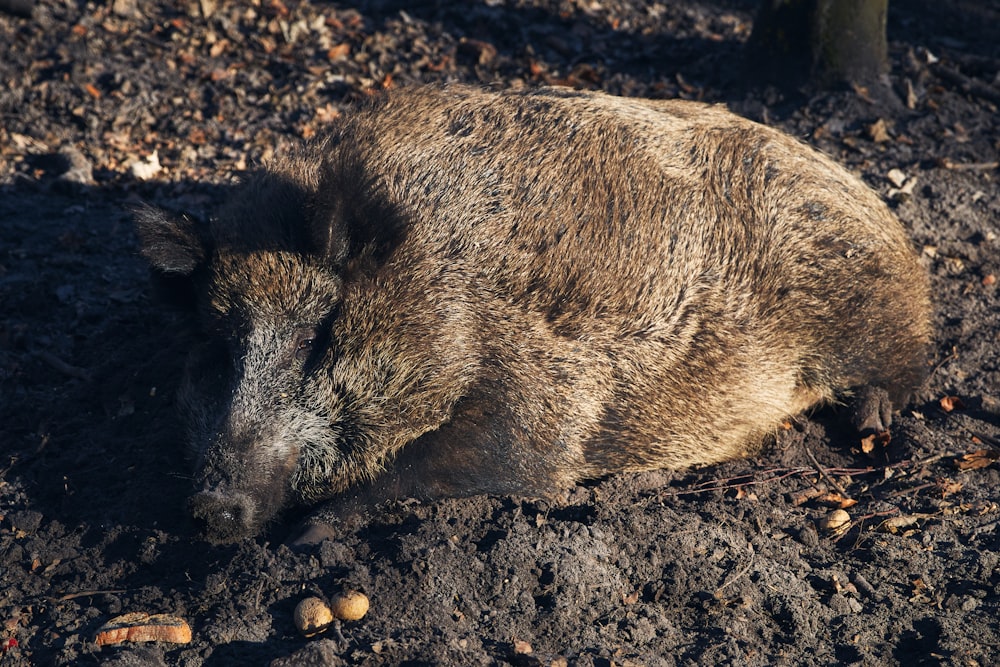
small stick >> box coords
[802,442,850,498]
[55,589,127,602]
[35,351,93,382]
[938,158,999,171]
[714,543,755,598]
[933,63,1000,105]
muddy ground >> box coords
[2,1,1000,665]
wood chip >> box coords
[95,612,192,646]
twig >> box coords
[802,442,850,498]
[886,482,936,498]
[838,508,903,545]
[55,589,126,602]
[972,519,1000,536]
[921,347,958,392]
[937,158,999,171]
[654,451,959,501]
[35,350,93,382]
[933,62,1000,105]
[714,543,755,598]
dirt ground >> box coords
[2,1,999,665]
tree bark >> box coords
[748,0,889,89]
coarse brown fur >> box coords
[136,84,932,542]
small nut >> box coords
[818,509,852,534]
[294,597,333,637]
[330,590,369,621]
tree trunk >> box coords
[748,0,889,90]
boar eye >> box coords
[294,335,315,361]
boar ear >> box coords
[308,154,407,269]
[133,203,207,275]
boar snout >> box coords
[188,489,258,543]
[188,431,299,542]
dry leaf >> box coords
[130,151,162,180]
[868,118,891,143]
[939,396,965,413]
[327,43,351,60]
[860,430,891,454]
[887,168,908,187]
[816,493,858,509]
[513,639,533,655]
[956,450,1000,471]
[938,479,963,496]
[878,515,920,534]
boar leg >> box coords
[847,384,894,435]
[292,391,582,544]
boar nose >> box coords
[188,490,256,543]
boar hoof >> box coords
[288,522,338,548]
[848,385,893,435]
[188,490,256,543]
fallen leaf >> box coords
[816,493,858,509]
[327,43,350,60]
[130,151,162,180]
[955,450,1000,471]
[878,515,920,534]
[860,430,891,454]
[209,39,228,58]
[458,38,498,65]
[938,479,963,496]
[939,396,965,413]
[886,168,908,188]
[868,118,891,143]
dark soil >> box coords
[2,1,1000,665]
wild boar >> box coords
[136,84,932,543]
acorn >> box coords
[294,597,333,637]
[818,509,852,535]
[330,590,369,621]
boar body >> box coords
[137,85,931,542]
